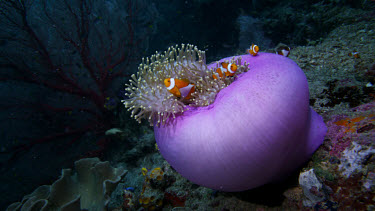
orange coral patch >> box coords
[334,115,374,133]
[334,119,350,126]
[351,116,365,122]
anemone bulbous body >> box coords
[154,53,326,191]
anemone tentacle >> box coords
[123,44,249,126]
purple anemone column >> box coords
[154,53,326,191]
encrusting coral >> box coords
[7,158,127,211]
[138,167,166,210]
[122,44,249,126]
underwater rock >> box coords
[299,169,326,207]
[339,142,375,178]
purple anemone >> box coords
[154,53,327,191]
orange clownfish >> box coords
[275,43,290,57]
[276,47,290,57]
[212,62,238,80]
[247,44,259,56]
[164,78,195,100]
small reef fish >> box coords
[125,187,135,192]
[164,78,195,100]
[247,44,259,56]
[348,51,360,58]
[275,43,290,57]
[104,97,117,110]
[212,62,238,80]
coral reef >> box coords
[291,20,375,114]
[107,160,185,210]
[112,11,375,209]
[7,158,126,211]
[258,0,374,46]
[291,101,375,210]
[138,167,165,210]
[3,1,375,210]
[106,95,374,210]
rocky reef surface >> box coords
[6,7,375,211]
[116,19,374,211]
[101,18,374,210]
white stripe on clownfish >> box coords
[166,78,175,90]
[227,63,234,74]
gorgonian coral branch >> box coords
[123,44,249,126]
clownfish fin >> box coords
[213,73,219,80]
[180,78,190,84]
[221,62,228,69]
[179,83,195,100]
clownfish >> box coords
[212,62,238,80]
[275,43,290,57]
[247,44,259,56]
[348,51,360,58]
[164,78,195,100]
